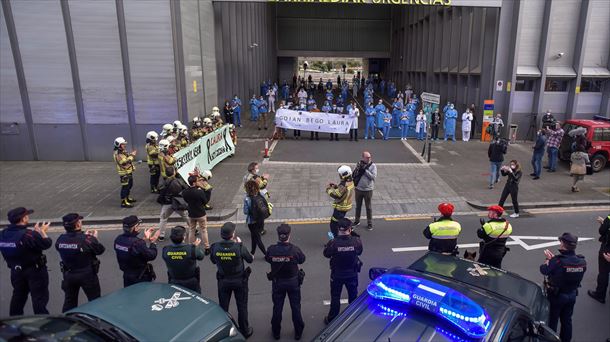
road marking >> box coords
[526,206,610,215]
[392,235,594,253]
[323,299,349,306]
[286,220,328,225]
[262,160,426,167]
[385,216,432,221]
[268,139,279,156]
[401,140,427,164]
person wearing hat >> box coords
[0,207,51,316]
[210,222,254,338]
[265,224,306,340]
[588,214,610,304]
[113,215,160,287]
[182,175,211,252]
[326,165,355,238]
[477,205,513,268]
[540,233,587,342]
[423,203,462,255]
[162,226,205,293]
[113,137,137,208]
[323,218,363,325]
[55,213,105,312]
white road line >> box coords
[401,140,428,164]
[261,160,426,167]
[323,299,349,306]
[268,139,279,155]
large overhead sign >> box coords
[269,0,452,5]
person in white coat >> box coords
[462,109,473,141]
[347,101,360,141]
[297,88,308,105]
[266,87,276,113]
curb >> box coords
[466,199,610,211]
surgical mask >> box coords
[255,168,260,174]
[510,165,516,169]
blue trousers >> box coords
[401,124,408,138]
[444,131,456,141]
[547,147,559,171]
[417,129,425,140]
[548,291,577,342]
[531,151,544,177]
[392,111,400,127]
[382,125,390,140]
[250,110,258,121]
[234,109,241,126]
[365,117,375,139]
[489,161,502,186]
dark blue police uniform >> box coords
[265,225,306,339]
[114,229,157,287]
[540,248,586,342]
[323,219,363,323]
[55,217,105,312]
[0,223,52,315]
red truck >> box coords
[559,116,610,172]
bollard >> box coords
[264,139,269,158]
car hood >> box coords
[67,283,235,341]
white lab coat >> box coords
[462,112,473,141]
[349,107,359,129]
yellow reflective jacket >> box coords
[146,144,160,166]
[114,151,134,176]
[326,180,354,212]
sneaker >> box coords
[295,331,302,340]
[241,327,253,338]
[367,225,373,231]
[529,173,536,176]
[488,185,494,189]
[260,229,267,236]
[205,204,213,210]
[127,197,137,203]
[509,213,520,218]
[121,200,134,208]
[273,332,280,340]
[353,220,361,227]
[587,290,605,303]
[533,176,540,180]
[158,235,165,242]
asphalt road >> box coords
[1,208,609,342]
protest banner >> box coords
[173,125,235,180]
[275,108,356,134]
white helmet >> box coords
[212,106,220,113]
[337,165,352,178]
[146,131,158,141]
[159,139,170,151]
[166,136,175,144]
[228,124,235,129]
[200,170,212,180]
[193,117,200,123]
[114,137,127,148]
[211,112,221,118]
[162,123,173,132]
[173,120,182,128]
[203,118,212,125]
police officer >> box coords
[210,222,254,338]
[265,224,306,340]
[323,218,363,324]
[146,131,161,193]
[162,226,204,293]
[540,233,587,342]
[55,213,105,312]
[326,165,354,237]
[588,214,610,303]
[477,205,512,268]
[114,215,159,287]
[423,203,462,255]
[113,137,137,208]
[0,207,51,315]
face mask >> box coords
[255,168,260,174]
[510,165,516,169]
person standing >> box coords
[114,215,159,287]
[382,109,392,140]
[430,108,441,141]
[477,205,512,268]
[530,130,546,180]
[569,145,590,192]
[113,137,137,208]
[352,151,377,231]
[265,224,306,340]
[347,101,359,142]
[250,95,259,122]
[267,87,276,113]
[416,110,427,141]
[588,215,610,304]
[210,223,254,338]
[55,213,105,312]
[461,109,473,142]
[162,226,205,293]
[232,95,242,127]
[0,208,51,316]
[490,113,505,140]
[326,165,355,237]
[423,203,461,255]
[498,160,522,218]
[182,175,210,253]
[542,110,556,130]
[364,102,376,140]
[258,96,269,130]
[323,218,363,324]
[488,138,508,189]
[157,167,190,242]
[243,162,270,198]
[146,131,161,193]
[399,107,409,141]
[545,123,565,172]
[443,104,458,142]
[243,180,268,256]
[540,233,587,342]
[223,101,234,125]
[469,103,477,139]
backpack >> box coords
[250,194,271,221]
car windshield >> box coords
[0,316,108,341]
[409,253,543,311]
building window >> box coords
[544,79,568,92]
[580,78,606,92]
[515,78,535,91]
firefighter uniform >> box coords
[147,141,161,193]
[540,233,586,342]
[162,226,205,293]
[114,216,158,287]
[477,218,512,268]
[160,152,176,180]
[55,213,105,312]
[114,145,136,208]
[210,223,254,337]
[326,175,354,237]
[423,218,462,254]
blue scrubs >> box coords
[375,103,386,128]
[400,110,409,139]
[392,100,403,127]
[444,107,458,141]
[249,98,259,121]
[382,112,392,140]
[365,106,376,139]
[231,97,242,126]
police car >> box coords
[314,252,561,342]
[0,283,244,341]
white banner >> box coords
[275,109,356,134]
[173,125,235,180]
[421,92,441,104]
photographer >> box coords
[498,160,522,218]
[352,151,377,231]
[157,166,189,242]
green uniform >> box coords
[162,243,204,293]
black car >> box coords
[314,252,560,342]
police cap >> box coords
[7,207,34,224]
[558,232,578,249]
[221,222,236,239]
[337,218,353,231]
[277,223,291,241]
[122,215,141,231]
[62,213,83,231]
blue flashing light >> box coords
[367,274,492,338]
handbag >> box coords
[586,163,593,175]
[171,196,188,211]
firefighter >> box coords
[159,139,175,180]
[326,165,355,237]
[146,131,161,193]
[113,137,136,208]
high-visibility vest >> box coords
[429,219,462,239]
[114,151,134,176]
[483,220,512,238]
[327,181,354,212]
